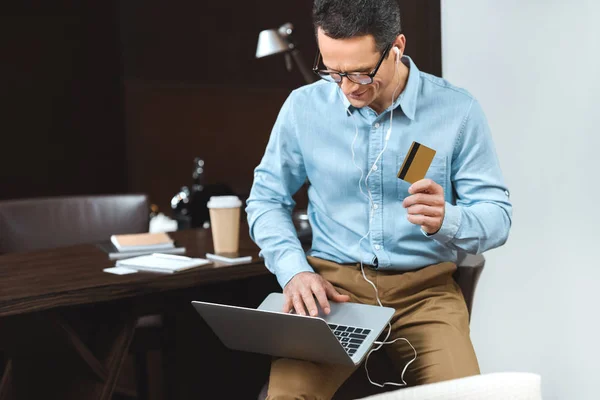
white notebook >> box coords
[205,253,253,264]
[115,253,211,273]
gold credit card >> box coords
[397,141,436,184]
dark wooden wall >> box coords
[0,1,127,200]
[0,1,441,214]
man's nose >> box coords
[340,77,360,95]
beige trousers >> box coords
[267,256,480,400]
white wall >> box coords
[441,1,600,399]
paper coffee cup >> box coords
[207,196,242,254]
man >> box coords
[246,0,512,398]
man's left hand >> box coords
[403,179,445,235]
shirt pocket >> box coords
[396,154,448,200]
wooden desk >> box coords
[0,228,268,318]
[0,228,276,400]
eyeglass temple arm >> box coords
[312,51,322,72]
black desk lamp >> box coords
[256,23,317,84]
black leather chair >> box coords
[0,194,150,253]
[257,251,485,400]
[0,194,160,400]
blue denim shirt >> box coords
[246,56,512,288]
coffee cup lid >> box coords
[207,195,242,209]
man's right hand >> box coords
[283,272,350,317]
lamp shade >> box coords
[256,29,291,58]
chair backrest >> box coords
[0,194,149,253]
[454,252,485,320]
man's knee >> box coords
[407,343,480,385]
[267,358,355,400]
[266,375,338,400]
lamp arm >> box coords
[290,49,317,84]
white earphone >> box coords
[339,41,417,388]
[393,46,401,63]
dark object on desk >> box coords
[171,157,235,230]
[293,210,312,245]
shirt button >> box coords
[374,244,381,250]
[373,204,379,210]
[374,123,380,128]
[372,165,378,171]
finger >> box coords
[403,193,444,208]
[325,283,351,303]
[300,289,319,317]
[406,204,443,217]
[282,294,293,314]
[406,214,440,229]
[312,283,331,314]
[408,179,442,195]
[292,293,308,316]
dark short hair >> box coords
[313,0,402,52]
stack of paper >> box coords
[115,253,211,274]
[111,232,174,251]
[98,232,186,260]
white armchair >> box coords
[358,373,542,400]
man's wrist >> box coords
[275,251,315,289]
[421,202,461,243]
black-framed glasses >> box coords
[312,43,393,85]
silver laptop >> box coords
[191,292,394,366]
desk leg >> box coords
[0,359,14,400]
[5,308,137,400]
[99,315,136,400]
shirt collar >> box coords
[336,55,420,121]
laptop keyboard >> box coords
[328,324,371,357]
